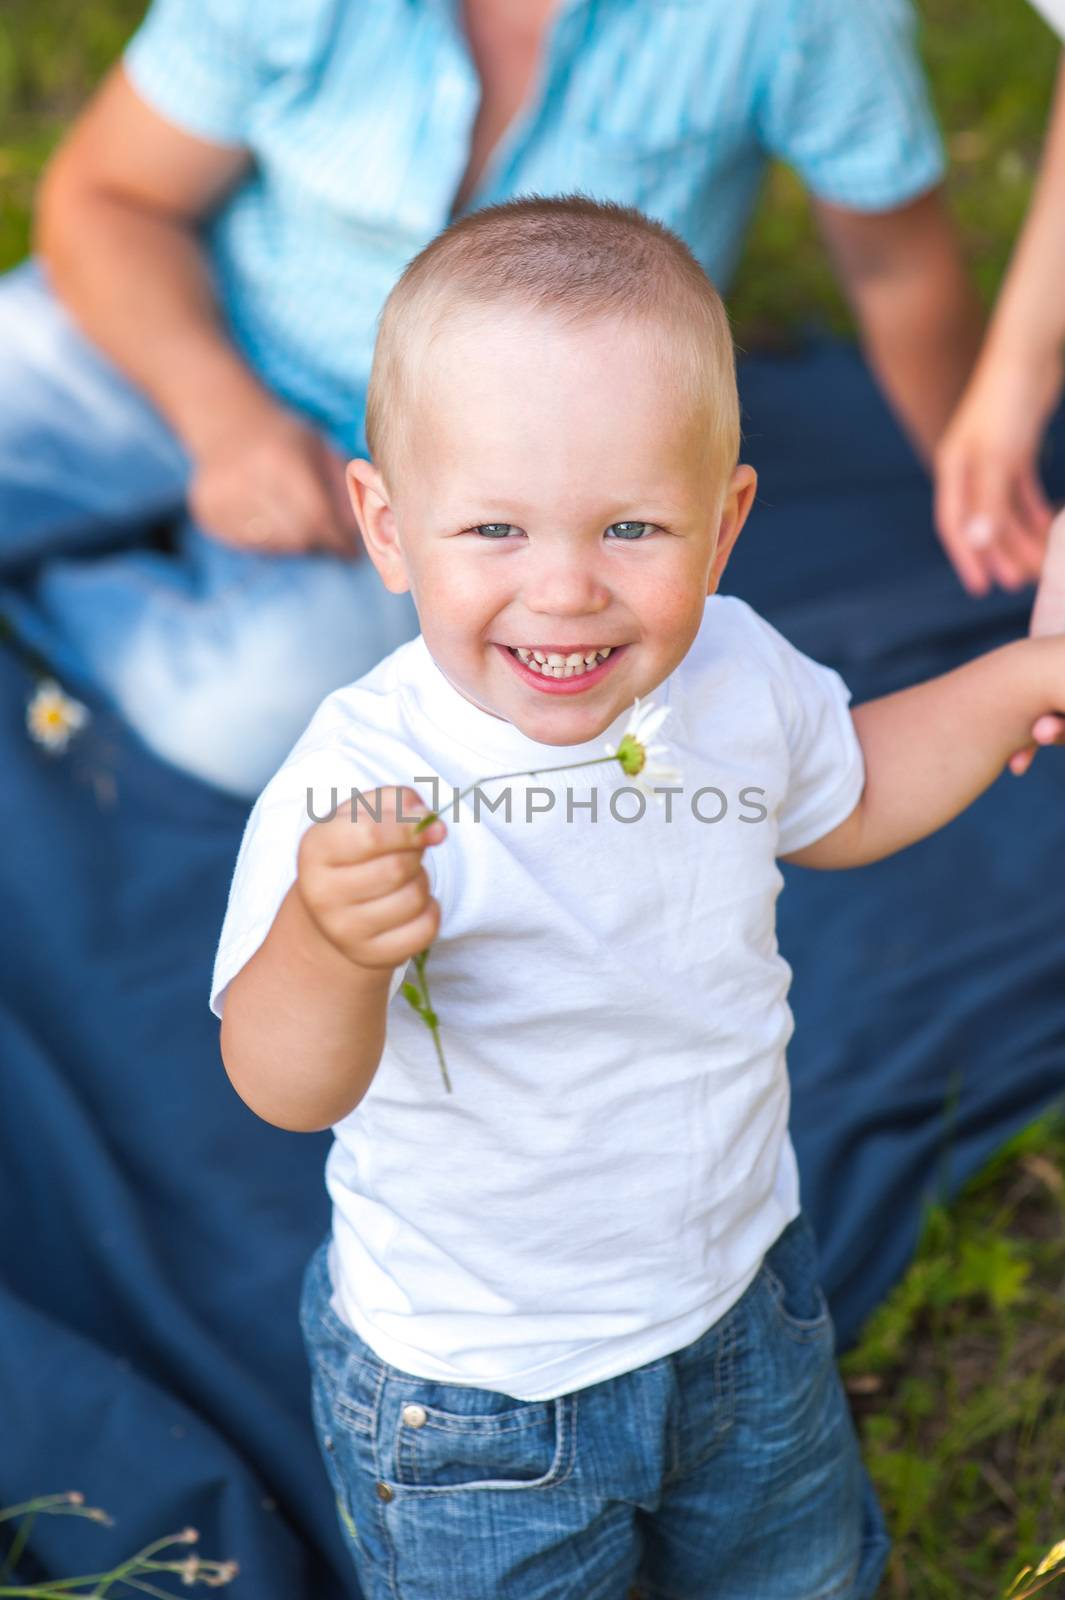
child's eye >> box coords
[605,521,655,540]
[471,523,520,539]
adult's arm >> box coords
[755,0,991,588]
[814,189,983,479]
[34,67,359,556]
[934,54,1065,596]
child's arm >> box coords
[780,636,1065,870]
[219,788,445,1131]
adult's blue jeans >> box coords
[299,1212,892,1599]
[0,258,419,797]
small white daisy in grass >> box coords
[406,695,682,1091]
[26,678,90,754]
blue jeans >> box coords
[298,1213,891,1600]
[0,258,420,797]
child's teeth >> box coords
[508,645,618,678]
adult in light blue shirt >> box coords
[2,0,981,795]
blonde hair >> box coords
[364,195,739,486]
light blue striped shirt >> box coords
[124,0,945,455]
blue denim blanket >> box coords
[1,340,1062,1596]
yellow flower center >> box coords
[615,734,646,777]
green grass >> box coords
[730,0,1060,335]
[843,1111,1065,1598]
[1,3,1064,1595]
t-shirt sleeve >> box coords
[737,607,866,857]
[209,754,426,1019]
[123,0,265,145]
[756,0,946,211]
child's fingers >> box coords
[337,871,435,942]
[351,899,443,970]
[327,848,429,907]
[1033,713,1065,744]
[1007,715,1065,776]
[311,788,446,863]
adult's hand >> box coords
[1008,507,1065,775]
[36,68,360,561]
[188,402,363,558]
[934,348,1060,597]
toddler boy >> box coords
[212,197,1062,1599]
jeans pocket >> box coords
[383,1383,577,1495]
[307,1361,366,1551]
[761,1214,834,1344]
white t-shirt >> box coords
[210,595,865,1400]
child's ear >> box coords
[706,464,757,596]
[346,459,411,594]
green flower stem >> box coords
[403,753,626,1091]
[1,1499,114,1589]
[0,1519,32,1584]
[0,1571,219,1599]
[0,1506,235,1598]
[401,951,452,1094]
[1011,1574,1065,1600]
[411,751,624,839]
[0,1556,234,1598]
[0,1500,87,1524]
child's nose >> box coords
[521,551,610,618]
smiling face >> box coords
[349,306,757,747]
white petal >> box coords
[636,705,671,743]
[622,696,645,735]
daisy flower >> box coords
[26,678,90,754]
[405,694,683,1088]
[604,697,682,799]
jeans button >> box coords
[402,1403,428,1428]
[376,1482,395,1502]
[324,1433,334,1453]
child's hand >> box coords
[1009,508,1065,775]
[297,786,446,971]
